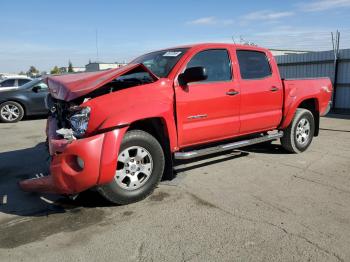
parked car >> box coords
[0,76,32,92]
[19,43,333,204]
[0,79,48,123]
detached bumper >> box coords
[19,117,127,195]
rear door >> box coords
[236,49,283,134]
[174,48,240,147]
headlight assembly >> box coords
[68,106,90,138]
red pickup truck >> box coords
[20,43,333,204]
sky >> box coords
[1,0,350,73]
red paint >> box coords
[98,128,128,185]
[45,64,158,101]
[238,51,283,134]
[19,43,333,195]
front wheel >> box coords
[280,108,315,153]
[98,130,165,205]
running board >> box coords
[174,131,284,160]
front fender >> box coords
[97,127,128,185]
[84,80,178,151]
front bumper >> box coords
[19,117,127,195]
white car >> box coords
[0,77,32,92]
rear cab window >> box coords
[186,49,232,82]
[236,50,272,80]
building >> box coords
[59,67,86,73]
[270,49,311,56]
[275,48,350,112]
[85,62,127,72]
[0,73,27,80]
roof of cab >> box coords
[166,43,270,53]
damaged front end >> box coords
[19,98,105,195]
[19,64,155,195]
[53,102,91,141]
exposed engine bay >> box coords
[46,65,156,139]
[75,66,156,102]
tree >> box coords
[59,67,67,74]
[27,66,39,77]
[50,66,60,75]
[68,60,74,73]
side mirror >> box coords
[178,66,207,86]
[32,85,41,93]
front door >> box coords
[26,82,49,114]
[175,48,240,147]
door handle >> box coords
[270,86,279,92]
[226,90,239,96]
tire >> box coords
[0,101,24,123]
[98,130,165,205]
[280,108,315,153]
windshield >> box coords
[131,48,189,78]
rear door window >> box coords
[236,50,272,79]
[0,79,15,87]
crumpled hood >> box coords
[45,63,158,101]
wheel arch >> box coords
[127,117,174,180]
[128,118,169,142]
[281,97,320,137]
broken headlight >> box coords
[69,107,90,138]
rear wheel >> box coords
[0,101,24,123]
[98,130,165,205]
[280,108,315,153]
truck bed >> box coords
[280,77,333,129]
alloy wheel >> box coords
[296,118,310,145]
[1,104,20,121]
[114,146,153,190]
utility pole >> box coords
[95,29,99,62]
[331,30,340,110]
[231,36,236,44]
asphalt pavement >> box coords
[0,115,349,262]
